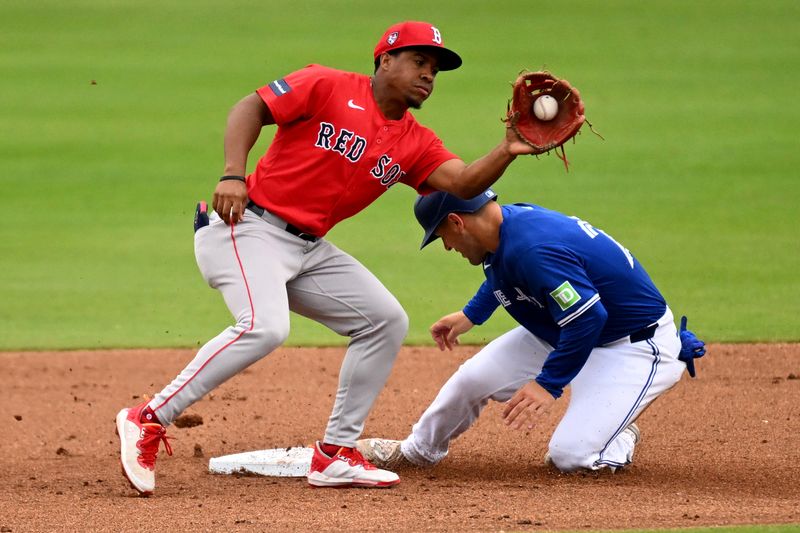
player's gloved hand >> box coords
[503,114,539,157]
[678,315,706,378]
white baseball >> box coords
[533,94,558,121]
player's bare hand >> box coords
[213,179,248,225]
[429,311,474,351]
[502,381,555,430]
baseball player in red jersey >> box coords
[115,20,539,494]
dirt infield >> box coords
[2,344,798,532]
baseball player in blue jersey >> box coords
[358,189,705,472]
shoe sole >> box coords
[119,461,152,497]
[115,410,153,497]
[306,472,400,489]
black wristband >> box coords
[220,175,246,182]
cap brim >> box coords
[420,231,440,249]
[430,47,462,71]
[395,45,462,71]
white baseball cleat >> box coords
[355,438,408,469]
[624,422,641,444]
[306,441,399,488]
[115,402,172,496]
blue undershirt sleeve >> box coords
[462,281,499,325]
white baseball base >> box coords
[209,447,313,477]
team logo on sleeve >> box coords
[268,78,292,96]
[550,281,581,311]
[493,290,511,307]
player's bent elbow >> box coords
[586,301,608,329]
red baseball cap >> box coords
[373,21,462,71]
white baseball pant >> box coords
[401,308,684,471]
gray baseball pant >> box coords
[147,209,408,447]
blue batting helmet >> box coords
[413,189,498,249]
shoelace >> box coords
[137,424,173,468]
[338,447,377,471]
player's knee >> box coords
[384,305,409,350]
[373,298,409,338]
[347,296,407,352]
[391,305,409,336]
[546,447,586,472]
[383,296,408,326]
[547,439,594,472]
[247,323,290,356]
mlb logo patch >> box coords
[387,31,398,45]
[269,78,292,96]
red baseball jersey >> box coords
[248,64,458,237]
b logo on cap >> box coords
[431,26,442,44]
[387,32,398,45]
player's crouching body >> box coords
[358,189,706,474]
[360,318,681,473]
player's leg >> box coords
[116,212,303,494]
[399,326,551,466]
[288,240,409,446]
[547,308,684,472]
[148,211,303,423]
[288,240,407,487]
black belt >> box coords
[629,323,658,343]
[246,201,319,242]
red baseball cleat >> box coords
[115,402,172,496]
[306,441,400,488]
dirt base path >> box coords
[2,344,799,532]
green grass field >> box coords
[576,527,800,533]
[1,0,798,349]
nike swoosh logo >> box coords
[347,99,365,111]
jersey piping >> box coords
[557,293,601,327]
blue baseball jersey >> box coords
[462,204,667,397]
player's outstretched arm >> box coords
[430,311,474,351]
[425,124,536,199]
